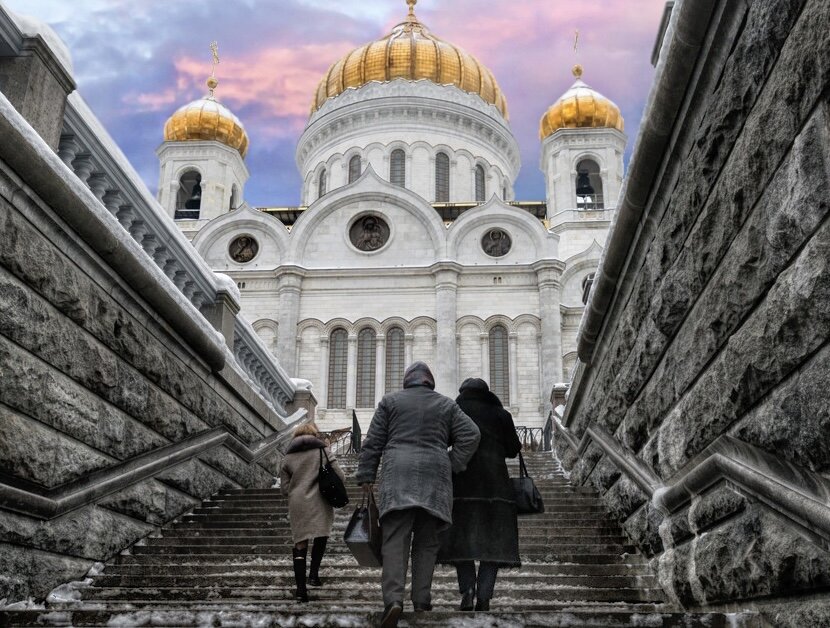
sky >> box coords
[6,0,667,206]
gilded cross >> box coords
[210,41,220,78]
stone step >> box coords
[107,560,652,576]
[178,515,620,528]
[120,551,645,565]
[92,572,659,589]
[81,585,666,603]
[189,505,608,515]
[159,529,628,542]
[0,608,764,628]
[137,539,637,554]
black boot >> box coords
[460,587,475,611]
[308,536,327,587]
[292,547,308,603]
[474,598,490,611]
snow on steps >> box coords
[0,453,763,627]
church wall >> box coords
[515,321,542,422]
[296,200,437,269]
[559,0,830,623]
[457,322,483,384]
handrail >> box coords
[577,0,717,363]
[551,412,830,542]
[0,409,306,520]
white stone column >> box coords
[433,264,460,396]
[508,332,519,409]
[534,261,564,412]
[375,336,386,405]
[276,269,304,373]
[318,337,329,408]
[479,332,490,383]
[346,333,358,409]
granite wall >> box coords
[0,69,296,604]
[558,0,830,625]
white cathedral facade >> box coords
[157,1,626,431]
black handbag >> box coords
[344,489,383,567]
[511,451,545,515]
[318,448,349,508]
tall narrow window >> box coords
[318,168,327,200]
[435,152,450,202]
[489,325,510,406]
[475,165,486,202]
[356,328,376,408]
[348,155,361,184]
[385,327,405,393]
[390,149,406,187]
[175,171,202,219]
[575,159,604,210]
[327,328,347,408]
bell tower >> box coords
[539,65,626,219]
[156,43,250,226]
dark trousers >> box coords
[456,561,499,600]
[380,508,441,607]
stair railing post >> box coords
[351,409,362,453]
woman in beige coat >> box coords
[279,423,345,602]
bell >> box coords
[184,182,202,210]
[576,171,595,197]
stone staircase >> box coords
[1,452,762,627]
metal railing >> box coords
[515,420,553,452]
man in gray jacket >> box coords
[356,362,481,628]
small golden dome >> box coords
[164,78,249,157]
[539,65,624,139]
[310,0,508,119]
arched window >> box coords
[356,328,376,408]
[489,324,510,405]
[390,149,406,187]
[348,155,362,184]
[435,152,450,202]
[175,171,202,219]
[327,328,347,408]
[229,184,239,211]
[385,327,405,393]
[318,168,327,200]
[575,159,604,210]
[475,165,486,202]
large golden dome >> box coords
[539,65,624,139]
[164,78,250,157]
[310,0,508,119]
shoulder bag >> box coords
[511,451,545,515]
[318,448,349,508]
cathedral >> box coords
[158,0,626,431]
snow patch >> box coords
[0,597,45,610]
[46,577,92,605]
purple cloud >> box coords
[6,0,666,206]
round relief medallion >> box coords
[481,228,512,257]
[349,214,390,252]
[229,235,259,263]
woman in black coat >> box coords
[438,378,522,611]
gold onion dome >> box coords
[539,65,624,139]
[164,77,250,157]
[310,0,508,119]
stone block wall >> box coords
[558,0,830,625]
[0,103,293,602]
